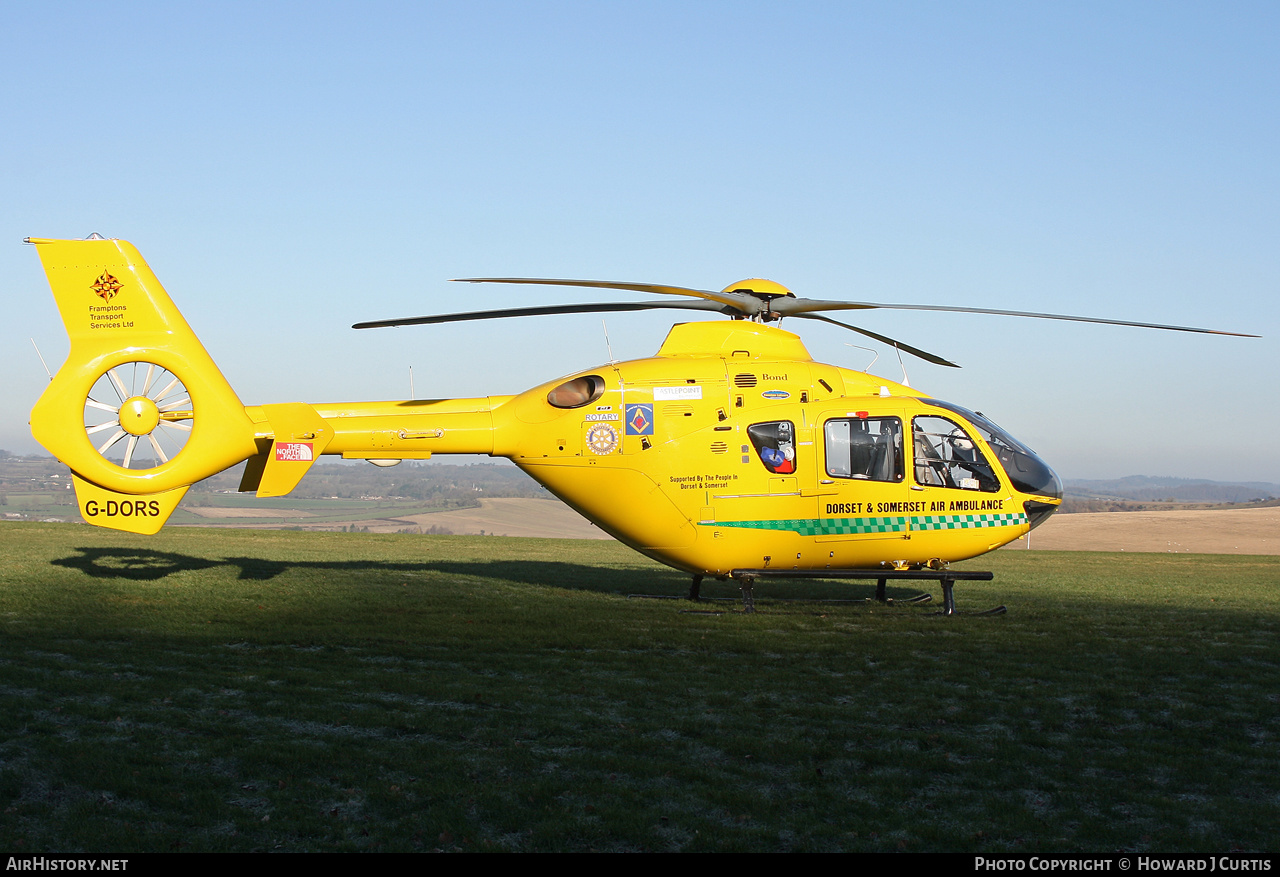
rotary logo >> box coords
[91,271,123,303]
[585,422,619,455]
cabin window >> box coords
[823,416,903,482]
[547,375,606,409]
[912,416,1001,492]
[747,421,797,474]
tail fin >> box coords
[27,236,260,533]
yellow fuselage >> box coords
[293,321,1059,574]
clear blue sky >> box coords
[4,1,1277,482]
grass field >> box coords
[1,522,1277,852]
[167,496,470,530]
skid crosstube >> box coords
[727,567,996,615]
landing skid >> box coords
[728,568,998,616]
[626,591,932,608]
[627,569,997,615]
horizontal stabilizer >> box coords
[239,403,334,497]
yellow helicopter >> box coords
[25,236,1254,612]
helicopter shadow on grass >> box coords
[49,547,917,602]
[50,546,688,597]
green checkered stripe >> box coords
[702,513,1027,536]
[913,513,1027,530]
[707,517,911,536]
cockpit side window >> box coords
[915,397,1062,498]
[823,416,903,482]
[912,415,1001,492]
[747,421,797,474]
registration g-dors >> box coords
[26,236,1255,613]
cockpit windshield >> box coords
[917,398,1063,499]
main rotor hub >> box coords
[721,278,794,301]
[721,279,794,322]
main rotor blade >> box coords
[452,277,761,315]
[791,313,961,368]
[354,299,728,330]
[773,297,1258,337]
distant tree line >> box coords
[1060,497,1280,514]
[184,459,545,504]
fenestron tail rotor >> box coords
[83,361,195,470]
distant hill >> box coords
[1064,475,1280,504]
